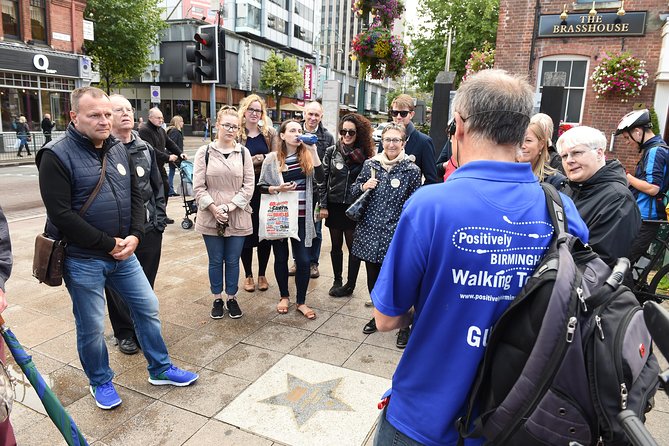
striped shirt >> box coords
[282,153,307,217]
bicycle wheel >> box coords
[647,264,669,302]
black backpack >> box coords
[458,183,660,446]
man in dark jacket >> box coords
[105,94,167,354]
[36,87,197,411]
[557,125,641,266]
[41,113,56,144]
[380,94,438,185]
[139,107,185,223]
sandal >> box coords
[277,297,289,314]
[296,304,317,320]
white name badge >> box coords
[391,178,400,188]
[117,164,127,176]
[136,166,145,177]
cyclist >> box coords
[617,109,669,266]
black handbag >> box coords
[33,155,108,286]
[345,189,373,222]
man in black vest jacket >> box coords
[105,94,168,355]
[139,107,185,223]
[36,87,197,411]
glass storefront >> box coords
[0,71,75,133]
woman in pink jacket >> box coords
[193,106,255,320]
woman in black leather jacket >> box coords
[318,113,375,297]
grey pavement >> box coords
[2,146,669,444]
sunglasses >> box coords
[339,129,357,137]
[390,110,411,118]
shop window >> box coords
[30,0,47,42]
[2,0,20,38]
[538,57,589,124]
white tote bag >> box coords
[259,191,300,241]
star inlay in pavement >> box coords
[260,374,353,426]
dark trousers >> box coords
[241,241,272,278]
[271,218,310,304]
[365,261,382,294]
[106,228,163,340]
[628,221,660,266]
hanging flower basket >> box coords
[590,51,648,102]
[351,20,407,80]
[463,42,495,81]
[353,0,404,26]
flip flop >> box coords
[277,298,289,314]
[296,305,317,320]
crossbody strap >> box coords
[540,182,569,237]
[79,154,107,216]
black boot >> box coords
[328,251,344,296]
[331,254,360,297]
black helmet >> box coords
[615,109,651,135]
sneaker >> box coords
[363,318,377,334]
[210,298,225,319]
[90,381,122,410]
[288,262,297,276]
[227,298,243,319]
[117,337,139,355]
[396,327,411,349]
[310,264,320,278]
[149,365,199,386]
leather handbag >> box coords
[32,155,108,286]
[345,168,376,222]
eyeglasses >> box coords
[559,147,597,161]
[339,129,357,137]
[220,123,240,132]
[390,110,411,118]
[382,137,404,144]
[112,106,135,115]
[247,108,262,115]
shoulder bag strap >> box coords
[540,182,569,237]
[79,154,107,216]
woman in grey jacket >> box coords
[258,119,324,319]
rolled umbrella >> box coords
[0,315,88,446]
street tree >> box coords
[259,52,303,120]
[84,0,167,93]
[408,0,499,92]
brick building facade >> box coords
[495,0,668,170]
[0,0,90,137]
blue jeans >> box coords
[202,235,245,295]
[272,218,310,304]
[373,406,425,446]
[63,255,171,387]
[168,164,176,195]
[309,219,322,265]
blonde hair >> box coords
[238,94,273,139]
[527,122,555,181]
[391,94,415,111]
[167,115,183,132]
[530,113,554,144]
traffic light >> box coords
[185,24,219,84]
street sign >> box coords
[150,86,160,103]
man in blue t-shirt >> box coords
[617,109,669,267]
[370,70,589,446]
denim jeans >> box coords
[202,235,246,295]
[373,406,425,446]
[168,164,176,195]
[63,255,171,387]
[309,219,322,265]
[272,217,310,304]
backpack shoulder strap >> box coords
[541,182,569,237]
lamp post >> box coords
[356,15,369,115]
[150,66,159,83]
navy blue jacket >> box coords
[378,122,438,184]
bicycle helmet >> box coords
[615,109,651,135]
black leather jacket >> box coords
[319,143,365,207]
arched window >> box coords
[537,56,589,124]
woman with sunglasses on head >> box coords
[193,106,255,320]
[352,123,422,348]
[517,121,569,192]
[238,94,277,293]
[258,119,324,319]
[318,113,375,297]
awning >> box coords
[280,103,304,112]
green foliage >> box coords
[407,0,499,92]
[386,90,401,110]
[85,0,167,93]
[259,52,303,118]
[650,107,660,136]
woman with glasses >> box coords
[352,123,421,348]
[238,94,277,293]
[258,119,324,319]
[166,115,184,197]
[193,106,255,320]
[517,121,569,191]
[318,113,375,297]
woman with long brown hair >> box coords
[319,113,375,297]
[257,119,324,319]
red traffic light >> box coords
[194,31,215,48]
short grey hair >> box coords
[71,86,108,112]
[556,126,607,153]
[452,69,533,146]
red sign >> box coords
[303,65,313,101]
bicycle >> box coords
[630,220,669,303]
